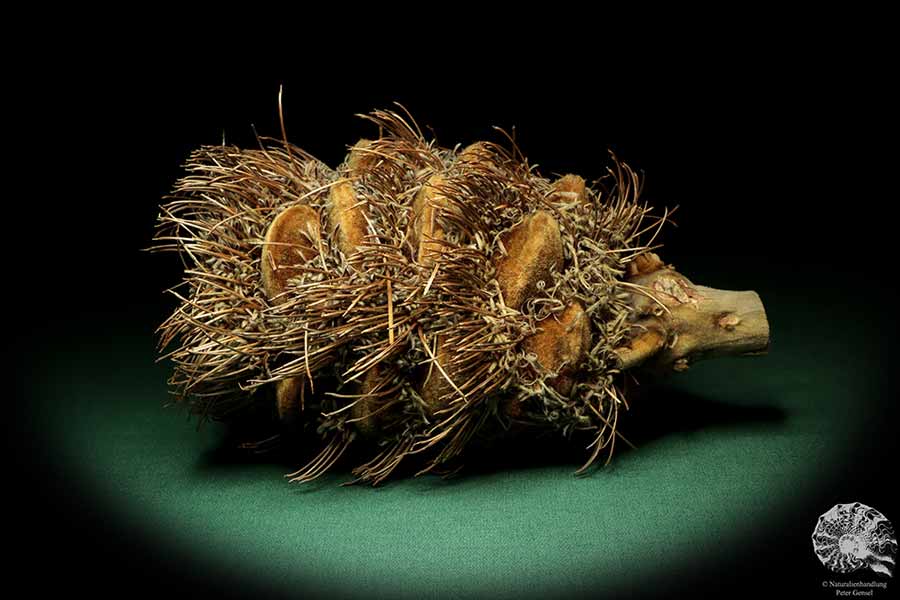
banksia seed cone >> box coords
[154,105,769,485]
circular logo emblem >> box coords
[812,502,897,576]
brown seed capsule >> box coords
[549,174,587,205]
[626,252,665,279]
[261,204,323,425]
[495,211,564,310]
[420,334,458,414]
[275,376,306,426]
[347,139,378,173]
[409,174,447,267]
[523,302,591,396]
[329,179,368,259]
[455,141,492,167]
[261,205,321,304]
[351,367,386,436]
[410,173,461,414]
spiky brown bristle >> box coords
[154,107,666,484]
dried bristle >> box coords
[154,107,664,483]
[495,211,564,310]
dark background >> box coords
[13,27,896,600]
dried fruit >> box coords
[154,105,770,485]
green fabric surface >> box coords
[31,269,890,599]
